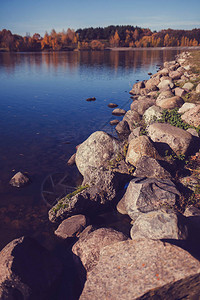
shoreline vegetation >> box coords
[1,25,200,52]
[0,50,200,298]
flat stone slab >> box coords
[55,214,87,239]
[80,239,200,300]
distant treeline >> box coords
[0,25,200,52]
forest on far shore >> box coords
[0,25,200,52]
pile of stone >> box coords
[1,51,200,299]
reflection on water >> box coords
[0,49,183,250]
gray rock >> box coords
[156,90,174,103]
[133,156,171,179]
[123,110,141,130]
[129,81,145,95]
[123,177,180,221]
[126,135,159,166]
[178,102,196,114]
[115,120,130,135]
[128,127,141,143]
[174,87,186,97]
[9,171,29,187]
[112,108,126,116]
[183,82,194,90]
[158,79,174,90]
[145,76,160,90]
[164,60,177,68]
[72,228,127,272]
[49,168,127,223]
[181,104,200,127]
[156,96,184,109]
[80,239,200,300]
[130,209,188,240]
[157,68,169,76]
[143,105,163,125]
[75,131,121,176]
[131,98,156,115]
[54,214,87,239]
[0,236,62,300]
[169,70,182,80]
[147,122,193,155]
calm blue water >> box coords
[0,49,182,249]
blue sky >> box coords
[1,0,200,36]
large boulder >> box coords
[181,105,200,127]
[75,131,121,176]
[49,168,127,223]
[0,236,62,300]
[122,177,180,221]
[72,228,127,273]
[80,239,200,300]
[130,97,156,115]
[147,123,193,155]
[125,135,159,166]
[130,209,188,240]
[156,96,184,109]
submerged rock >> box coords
[112,108,126,116]
[9,171,30,187]
[108,103,118,108]
[110,119,119,125]
[86,97,96,101]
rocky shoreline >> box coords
[1,51,200,299]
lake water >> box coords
[0,49,184,250]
